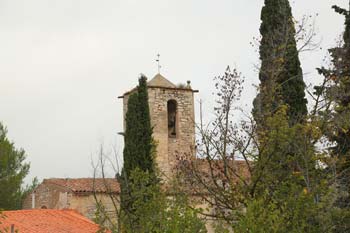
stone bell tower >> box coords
[120,73,198,178]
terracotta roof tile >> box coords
[0,209,109,233]
[44,178,120,194]
[178,159,251,180]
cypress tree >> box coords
[252,2,311,218]
[122,93,141,176]
[122,75,154,176]
[253,0,307,127]
[120,75,156,231]
[135,75,154,172]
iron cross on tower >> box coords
[156,53,161,74]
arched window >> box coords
[41,205,47,209]
[167,100,177,138]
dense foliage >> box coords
[121,169,206,233]
[0,123,30,210]
[315,3,350,231]
[234,107,332,232]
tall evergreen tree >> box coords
[122,75,154,176]
[134,75,154,172]
[122,93,141,176]
[253,0,307,127]
[120,75,157,232]
[0,122,30,210]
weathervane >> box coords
[156,53,161,74]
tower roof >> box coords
[148,73,176,88]
[119,73,198,98]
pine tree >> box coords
[253,0,307,127]
[317,3,350,213]
[314,3,350,231]
[0,122,30,210]
[329,4,350,163]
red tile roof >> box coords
[0,209,108,233]
[43,178,120,194]
[177,159,251,181]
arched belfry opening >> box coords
[167,100,177,138]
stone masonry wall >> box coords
[149,87,196,178]
[22,182,69,210]
[69,193,119,221]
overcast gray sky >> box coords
[0,0,347,183]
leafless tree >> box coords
[91,145,122,233]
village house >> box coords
[22,178,119,221]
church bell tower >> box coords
[120,73,198,178]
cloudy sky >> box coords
[0,0,347,183]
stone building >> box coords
[119,73,198,178]
[22,178,119,221]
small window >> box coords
[167,100,177,138]
[41,205,47,209]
